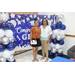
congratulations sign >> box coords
[8,13,54,51]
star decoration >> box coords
[48,15,50,19]
[34,15,36,18]
[18,15,21,18]
[37,17,40,20]
[30,15,33,18]
[10,13,15,18]
[17,20,21,25]
[22,20,25,23]
[26,17,30,21]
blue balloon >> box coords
[0,44,5,52]
[7,42,15,51]
[58,53,63,57]
[54,52,59,57]
[8,23,14,30]
[52,38,58,44]
[60,24,66,30]
[0,23,2,29]
[49,50,53,56]
[1,22,8,30]
[6,59,16,62]
[56,21,62,29]
[58,39,64,45]
[51,24,57,30]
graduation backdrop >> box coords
[8,13,54,51]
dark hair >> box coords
[42,19,48,25]
[34,18,38,23]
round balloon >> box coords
[7,55,14,61]
[9,49,15,55]
[60,24,66,30]
[49,50,53,56]
[7,42,15,51]
[53,29,59,35]
[51,34,56,39]
[51,48,57,53]
[0,29,5,37]
[50,43,55,48]
[54,52,59,57]
[58,30,65,36]
[0,57,6,62]
[0,44,5,52]
[55,44,61,49]
[56,21,62,29]
[51,24,57,30]
[58,39,64,45]
[52,38,58,44]
[3,50,10,58]
[56,35,62,41]
[5,30,13,37]
[8,23,14,30]
[0,12,9,22]
[1,22,8,30]
[2,36,10,45]
[9,36,15,43]
[61,35,65,39]
[58,49,63,53]
[59,53,63,56]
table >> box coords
[50,56,75,62]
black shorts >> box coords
[31,38,41,47]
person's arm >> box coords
[30,32,32,41]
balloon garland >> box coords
[49,14,66,57]
[0,12,16,62]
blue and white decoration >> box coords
[4,13,54,51]
[0,12,16,62]
[49,14,66,57]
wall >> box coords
[39,12,75,55]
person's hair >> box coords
[34,18,38,23]
[42,19,48,25]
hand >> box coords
[46,40,49,44]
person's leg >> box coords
[32,47,36,62]
[44,40,49,62]
[35,47,39,61]
[41,40,45,60]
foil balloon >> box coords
[51,48,57,53]
[51,34,56,39]
[56,35,62,41]
[9,36,15,43]
[58,49,63,53]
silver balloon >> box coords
[9,36,15,42]
[58,49,63,53]
[7,55,14,61]
[0,57,6,62]
[56,35,62,41]
[2,36,10,45]
[51,34,56,39]
[51,48,57,53]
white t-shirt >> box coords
[40,25,52,37]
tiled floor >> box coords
[14,50,52,62]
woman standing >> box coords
[30,18,41,62]
[40,19,52,62]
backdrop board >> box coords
[7,13,54,51]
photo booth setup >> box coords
[0,12,66,62]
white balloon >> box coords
[7,55,14,61]
[3,50,10,58]
[51,48,57,53]
[53,29,59,35]
[0,57,6,62]
[59,30,65,36]
[5,30,13,37]
[50,43,55,48]
[58,49,63,53]
[60,45,64,48]
[0,12,9,22]
[0,29,5,37]
[61,35,65,39]
[0,52,3,57]
[55,44,61,49]
[9,50,15,55]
